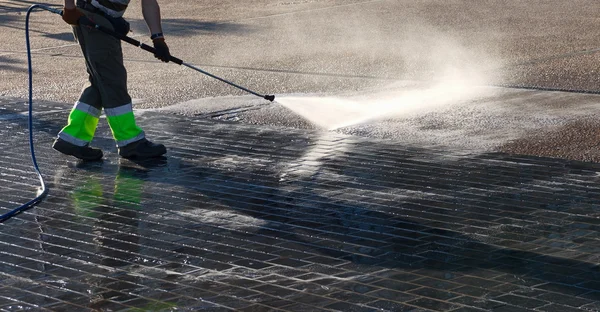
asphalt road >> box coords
[2,0,600,160]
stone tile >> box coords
[366,300,421,311]
[322,301,377,312]
[406,297,461,311]
[536,303,591,312]
[535,291,595,308]
[365,288,418,303]
[493,294,548,309]
[449,308,488,312]
[449,295,506,310]
[408,287,459,301]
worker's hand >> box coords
[152,38,171,63]
[62,7,85,25]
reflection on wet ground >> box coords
[1,97,600,311]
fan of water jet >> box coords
[276,80,484,131]
[276,96,374,130]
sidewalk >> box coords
[1,96,600,311]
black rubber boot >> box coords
[52,138,103,161]
[118,138,166,159]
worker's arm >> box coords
[141,0,163,35]
[141,0,171,62]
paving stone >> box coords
[535,283,591,296]
[368,300,425,311]
[449,307,488,312]
[450,276,504,289]
[487,305,533,312]
[322,301,378,312]
[408,286,460,301]
[493,293,548,309]
[406,297,461,311]
[581,301,600,311]
[535,291,595,308]
[536,303,590,312]
[237,305,284,312]
[366,288,419,303]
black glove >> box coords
[62,7,85,25]
[152,38,171,63]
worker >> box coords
[52,0,170,161]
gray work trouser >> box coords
[73,9,132,110]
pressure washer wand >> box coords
[41,6,275,102]
[179,63,274,102]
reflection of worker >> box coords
[52,0,170,161]
[70,165,145,307]
[71,165,144,266]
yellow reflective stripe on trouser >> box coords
[104,103,144,147]
[58,101,101,146]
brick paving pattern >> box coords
[1,96,600,311]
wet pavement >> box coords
[2,96,600,311]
